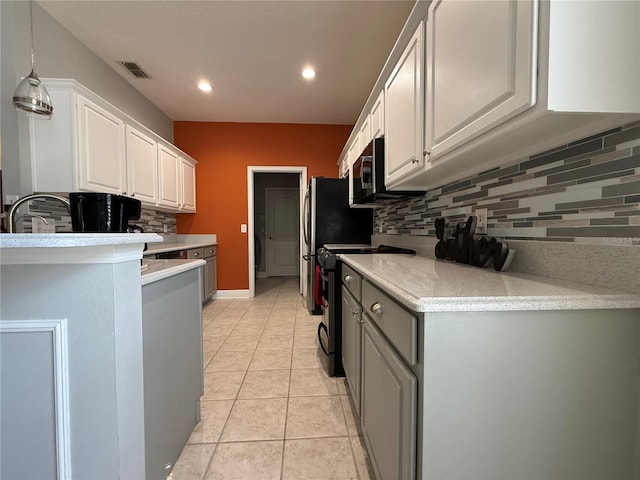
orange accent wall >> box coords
[173,122,353,291]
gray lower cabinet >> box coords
[204,246,217,300]
[188,245,217,302]
[361,314,417,480]
[341,285,362,414]
[142,267,203,479]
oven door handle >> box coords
[302,254,314,261]
[317,322,330,356]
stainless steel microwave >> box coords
[352,138,425,204]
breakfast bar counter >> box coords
[0,233,203,480]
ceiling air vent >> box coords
[119,61,150,79]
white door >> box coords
[266,188,299,277]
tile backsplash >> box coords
[375,122,640,246]
[13,197,176,235]
[373,121,640,293]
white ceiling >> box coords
[38,0,415,124]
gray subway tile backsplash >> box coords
[374,123,640,244]
[13,196,177,235]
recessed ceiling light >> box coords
[302,68,316,80]
[198,81,212,92]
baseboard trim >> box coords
[256,271,268,279]
[213,289,251,299]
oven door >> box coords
[316,264,344,377]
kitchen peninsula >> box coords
[0,233,204,480]
[338,252,640,480]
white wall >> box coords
[0,1,174,198]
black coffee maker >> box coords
[69,193,141,233]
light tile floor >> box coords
[170,277,375,480]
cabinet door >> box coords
[370,91,385,139]
[384,21,424,187]
[158,145,180,209]
[204,257,217,300]
[77,96,125,194]
[362,316,416,480]
[126,125,158,205]
[359,114,371,153]
[180,159,197,212]
[341,286,362,414]
[425,0,536,161]
[347,137,361,205]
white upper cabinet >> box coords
[77,95,126,195]
[359,114,372,153]
[126,125,158,205]
[370,91,385,139]
[26,79,197,212]
[425,0,536,161]
[180,158,197,212]
[347,134,362,205]
[338,1,639,192]
[158,144,181,209]
[384,21,424,188]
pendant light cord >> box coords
[29,0,35,69]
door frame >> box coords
[247,166,307,298]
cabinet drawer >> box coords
[362,279,417,366]
[342,263,362,300]
[204,245,217,258]
[187,248,204,259]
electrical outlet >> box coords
[241,224,247,233]
[163,224,168,234]
[475,208,488,235]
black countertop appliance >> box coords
[69,192,141,233]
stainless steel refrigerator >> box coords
[302,177,373,314]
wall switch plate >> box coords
[475,208,488,235]
[241,224,247,233]
[163,224,168,233]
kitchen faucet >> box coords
[6,193,70,233]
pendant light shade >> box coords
[12,0,53,118]
[13,69,53,117]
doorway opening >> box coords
[247,166,307,298]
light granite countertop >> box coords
[144,234,217,255]
[340,253,640,312]
[141,259,205,285]
[0,232,163,248]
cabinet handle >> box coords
[194,252,200,257]
[423,150,430,157]
[351,308,358,317]
[344,274,351,284]
[370,302,383,315]
[410,156,418,164]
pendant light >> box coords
[12,0,53,118]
